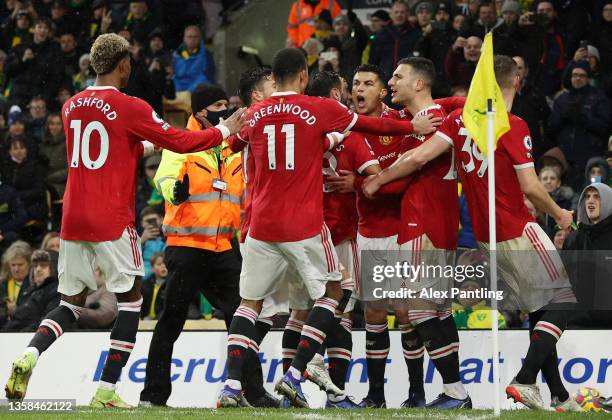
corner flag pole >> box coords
[487,98,501,416]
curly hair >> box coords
[90,33,130,75]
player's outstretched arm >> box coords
[362,134,450,198]
[353,113,441,136]
[516,167,574,229]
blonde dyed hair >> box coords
[90,33,129,75]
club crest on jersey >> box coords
[379,136,393,145]
[152,111,170,131]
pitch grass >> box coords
[1,407,612,420]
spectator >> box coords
[40,231,60,253]
[584,157,610,189]
[361,9,390,63]
[228,95,244,112]
[172,25,214,93]
[414,2,458,97]
[414,1,433,31]
[491,0,522,56]
[2,250,59,331]
[552,225,568,250]
[136,154,163,217]
[139,206,166,278]
[332,14,368,83]
[588,2,612,89]
[5,17,62,107]
[58,32,80,85]
[302,37,324,74]
[511,55,551,160]
[286,0,342,48]
[564,183,612,327]
[49,0,79,35]
[141,252,167,320]
[142,35,176,116]
[72,53,95,92]
[538,166,579,235]
[1,9,33,52]
[55,85,73,112]
[0,179,27,253]
[1,138,47,222]
[517,1,567,97]
[39,113,67,198]
[82,3,113,47]
[369,0,421,80]
[460,1,503,39]
[26,96,47,143]
[570,44,609,96]
[122,0,158,44]
[0,48,6,91]
[77,266,118,329]
[547,61,611,190]
[0,241,32,320]
[3,106,27,148]
[314,39,342,80]
[312,9,335,44]
[444,34,482,91]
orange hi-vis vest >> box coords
[287,0,341,47]
[155,116,244,252]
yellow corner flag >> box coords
[462,32,510,157]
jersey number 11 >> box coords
[263,123,295,171]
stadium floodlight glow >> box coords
[239,45,259,56]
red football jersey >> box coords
[242,92,357,242]
[323,132,378,245]
[356,131,405,239]
[61,86,226,242]
[240,143,254,243]
[436,109,536,242]
[395,105,459,249]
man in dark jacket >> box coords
[4,18,63,107]
[369,1,421,80]
[0,178,27,253]
[563,183,612,328]
[2,250,60,331]
[547,61,611,191]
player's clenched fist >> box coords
[555,208,574,231]
[362,174,382,199]
[411,113,442,135]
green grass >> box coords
[1,407,612,420]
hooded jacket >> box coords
[563,183,612,324]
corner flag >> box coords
[462,32,510,157]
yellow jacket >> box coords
[154,116,243,252]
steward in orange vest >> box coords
[287,0,341,47]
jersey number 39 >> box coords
[69,120,109,170]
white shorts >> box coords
[240,226,341,302]
[395,233,455,305]
[58,226,144,296]
[336,238,359,312]
[478,222,575,312]
[241,240,310,317]
[356,233,399,300]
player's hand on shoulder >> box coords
[173,173,190,205]
[362,174,381,199]
[220,107,247,135]
[326,170,356,193]
[412,113,442,135]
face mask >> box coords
[591,176,602,183]
[205,109,231,126]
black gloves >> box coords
[173,173,190,204]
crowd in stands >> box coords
[0,0,611,331]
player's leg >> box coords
[5,240,93,400]
[91,227,145,408]
[396,309,426,408]
[218,236,286,407]
[275,226,344,407]
[139,247,203,406]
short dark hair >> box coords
[306,71,342,97]
[354,64,387,86]
[238,66,272,107]
[494,55,518,89]
[397,57,435,85]
[140,206,161,220]
[272,48,307,84]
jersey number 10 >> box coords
[70,120,109,170]
[263,124,295,171]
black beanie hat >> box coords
[191,83,228,115]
